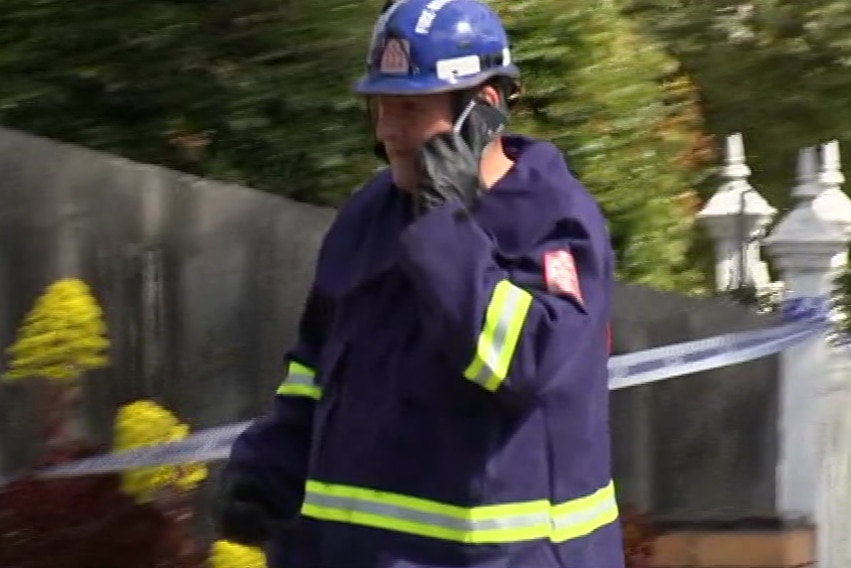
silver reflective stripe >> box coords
[303,491,550,533]
[284,373,314,388]
[553,493,618,531]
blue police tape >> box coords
[4,296,831,484]
[27,421,254,482]
[608,319,822,390]
[609,295,830,390]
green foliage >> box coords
[0,0,381,206]
[832,262,851,339]
[496,0,715,291]
[4,278,110,381]
[621,0,851,213]
[0,0,717,292]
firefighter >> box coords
[216,0,624,566]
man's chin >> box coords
[386,150,413,162]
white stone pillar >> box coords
[809,139,851,568]
[817,346,851,568]
[764,145,851,530]
[697,132,776,291]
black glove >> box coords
[214,470,283,547]
[414,99,507,214]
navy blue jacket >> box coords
[226,134,624,568]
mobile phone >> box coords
[453,98,508,148]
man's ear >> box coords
[477,84,502,108]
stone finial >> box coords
[723,131,751,181]
[793,146,820,202]
[697,133,776,290]
[764,145,849,288]
[698,132,776,224]
[813,140,851,238]
[820,140,844,188]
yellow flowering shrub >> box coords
[113,400,208,503]
[4,278,109,381]
[209,540,267,568]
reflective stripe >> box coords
[463,280,533,392]
[301,479,618,545]
[276,360,321,400]
[551,480,620,542]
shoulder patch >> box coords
[544,249,584,305]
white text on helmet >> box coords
[414,0,455,35]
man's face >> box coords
[373,93,453,189]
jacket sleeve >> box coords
[224,285,333,519]
[398,201,611,406]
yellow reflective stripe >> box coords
[551,480,619,543]
[300,479,618,545]
[275,360,321,400]
[463,280,533,392]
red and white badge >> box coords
[544,249,584,304]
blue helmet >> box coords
[354,0,520,96]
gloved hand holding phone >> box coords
[415,97,508,213]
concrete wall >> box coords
[611,285,782,520]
